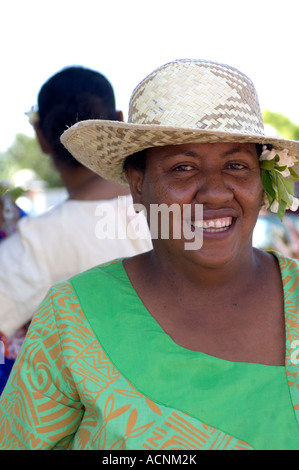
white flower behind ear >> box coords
[261,192,272,210]
[288,196,299,212]
[269,199,279,213]
[277,149,296,167]
[260,146,296,177]
[259,146,299,220]
[261,190,279,213]
[260,146,276,161]
[25,106,39,126]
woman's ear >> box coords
[125,167,144,206]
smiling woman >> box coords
[1,59,299,451]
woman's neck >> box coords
[143,244,261,295]
[58,165,129,201]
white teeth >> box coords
[192,217,232,231]
[193,220,204,228]
[204,226,229,232]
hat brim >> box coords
[61,119,299,186]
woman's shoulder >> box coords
[29,259,125,326]
[28,275,98,346]
[35,259,125,311]
[261,251,299,310]
[45,258,126,310]
[269,250,299,275]
[69,258,129,306]
[70,258,126,284]
[256,248,299,272]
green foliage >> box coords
[0,182,26,200]
[0,133,63,187]
[260,155,298,221]
[263,110,299,141]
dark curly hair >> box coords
[37,66,118,168]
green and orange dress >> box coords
[0,252,299,450]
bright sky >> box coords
[1,0,298,153]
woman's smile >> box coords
[191,216,233,231]
[186,215,236,246]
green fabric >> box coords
[1,280,253,450]
[72,255,299,450]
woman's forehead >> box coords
[146,142,258,158]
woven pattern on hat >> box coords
[129,60,264,135]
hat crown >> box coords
[128,59,265,136]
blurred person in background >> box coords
[0,184,26,241]
[0,184,27,391]
[0,66,152,393]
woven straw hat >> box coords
[61,59,299,186]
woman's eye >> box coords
[173,164,194,171]
[226,162,246,170]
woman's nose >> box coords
[195,172,234,205]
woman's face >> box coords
[127,141,263,268]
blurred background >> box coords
[0,0,298,217]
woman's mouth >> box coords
[191,217,233,233]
